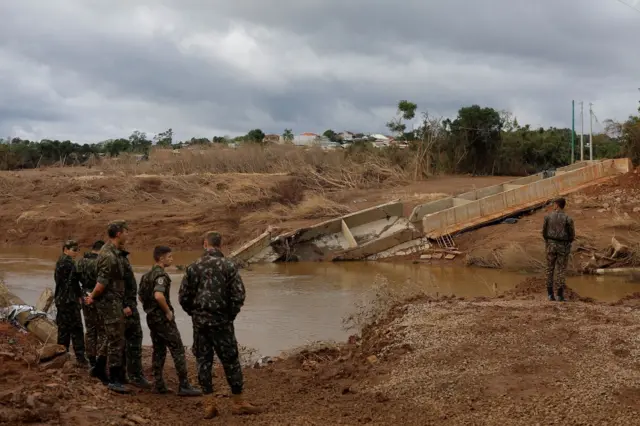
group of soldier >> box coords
[53,220,260,419]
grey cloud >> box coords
[0,0,638,142]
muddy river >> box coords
[1,247,636,356]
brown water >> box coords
[1,247,637,356]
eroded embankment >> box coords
[4,277,640,425]
[454,169,640,274]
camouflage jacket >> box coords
[96,241,127,301]
[139,265,173,322]
[178,248,246,326]
[542,210,575,244]
[74,252,99,293]
[54,254,82,306]
[120,250,138,310]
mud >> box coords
[4,276,640,425]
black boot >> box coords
[91,356,109,384]
[129,374,152,389]
[107,366,129,394]
[152,380,171,394]
[557,287,565,302]
[177,381,203,397]
[547,287,556,301]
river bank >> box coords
[3,276,640,425]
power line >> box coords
[615,0,640,14]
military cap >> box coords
[63,239,79,250]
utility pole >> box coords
[571,100,575,163]
[580,101,584,162]
[589,103,593,160]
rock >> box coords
[26,392,42,408]
[302,359,318,371]
[40,352,70,370]
[126,414,150,424]
[633,207,640,213]
[366,355,378,365]
[253,356,274,369]
[603,203,610,208]
[38,344,66,362]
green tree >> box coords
[323,129,339,142]
[245,129,265,143]
[129,131,152,154]
[154,128,173,147]
[282,129,294,142]
[386,100,418,139]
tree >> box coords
[129,131,152,154]
[323,129,339,142]
[446,105,503,175]
[414,112,446,178]
[282,129,294,142]
[154,128,173,147]
[386,100,418,139]
[245,129,265,143]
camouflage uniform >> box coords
[179,247,246,395]
[74,252,105,359]
[542,210,575,299]
[120,250,148,386]
[54,251,85,360]
[95,241,127,369]
[139,265,193,391]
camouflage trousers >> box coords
[193,321,243,395]
[122,309,144,378]
[95,297,125,368]
[82,302,104,358]
[545,241,571,291]
[55,303,85,358]
[148,315,188,384]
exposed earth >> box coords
[0,164,510,251]
[4,278,640,425]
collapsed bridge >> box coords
[231,159,633,264]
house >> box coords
[292,132,322,146]
[263,134,281,143]
[339,131,354,142]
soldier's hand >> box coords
[85,295,94,305]
[166,311,174,322]
[123,307,133,316]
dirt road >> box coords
[3,278,640,425]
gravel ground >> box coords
[369,298,640,425]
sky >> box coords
[0,0,639,143]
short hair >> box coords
[107,220,128,238]
[63,239,78,252]
[153,246,172,261]
[204,231,222,247]
[92,240,105,251]
[554,198,566,209]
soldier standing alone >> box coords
[74,240,107,382]
[138,245,201,396]
[179,231,261,419]
[54,239,87,365]
[542,198,575,302]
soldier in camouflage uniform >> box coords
[138,246,201,396]
[85,221,130,394]
[179,232,260,419]
[54,239,87,365]
[120,249,151,389]
[73,240,107,382]
[542,197,575,302]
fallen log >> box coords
[0,280,58,344]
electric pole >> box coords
[580,101,584,161]
[589,103,593,160]
[571,100,575,163]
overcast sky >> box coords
[0,0,638,142]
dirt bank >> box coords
[4,278,640,425]
[0,157,509,251]
[455,169,640,273]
